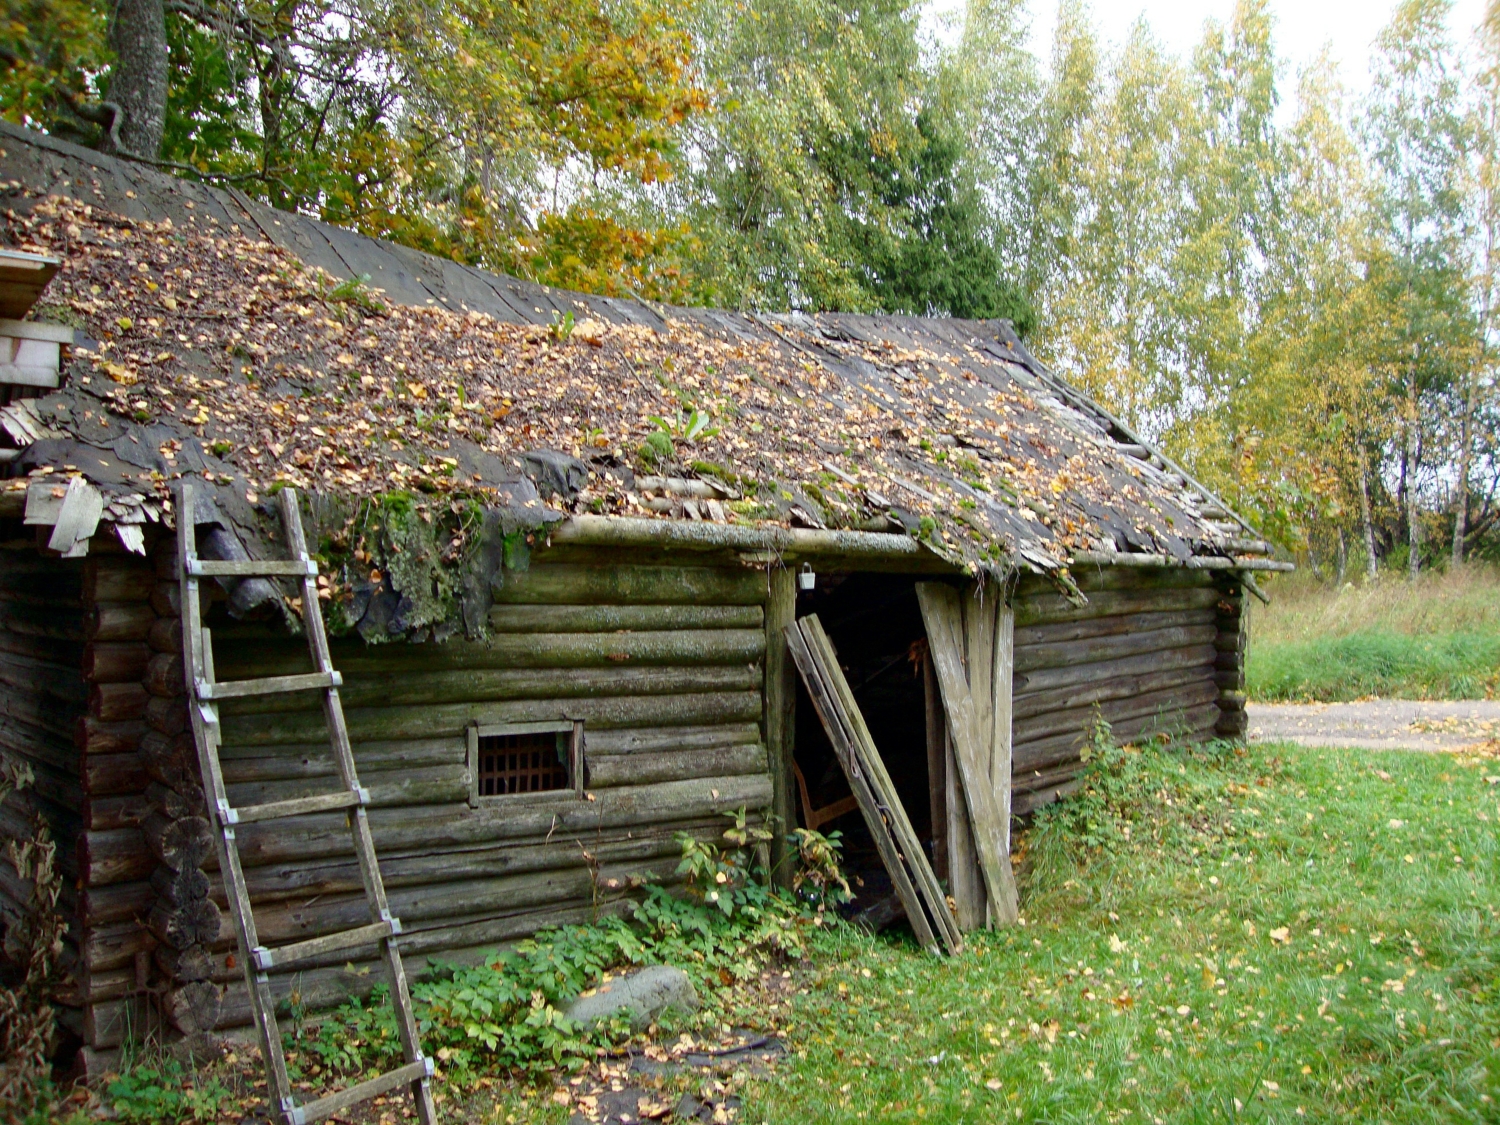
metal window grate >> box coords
[475,731,569,796]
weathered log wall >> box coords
[168,558,775,1034]
[1010,565,1238,813]
[0,540,164,1054]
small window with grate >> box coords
[467,720,583,805]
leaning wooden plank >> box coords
[295,1060,433,1125]
[797,618,963,955]
[916,583,1019,926]
[784,623,942,955]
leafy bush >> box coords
[105,1056,233,1123]
[296,812,845,1083]
[1032,718,1235,860]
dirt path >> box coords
[1246,699,1500,752]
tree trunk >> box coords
[1406,400,1420,582]
[103,0,168,159]
[1358,452,1378,579]
[1335,529,1347,586]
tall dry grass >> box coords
[1246,564,1500,701]
[1250,564,1500,644]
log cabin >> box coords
[0,123,1288,1071]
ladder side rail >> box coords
[276,488,437,1125]
[178,484,295,1113]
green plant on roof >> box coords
[638,429,674,469]
[321,272,386,316]
[650,408,719,443]
[549,310,576,342]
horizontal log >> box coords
[220,738,460,782]
[1013,702,1223,777]
[84,793,152,831]
[219,857,681,961]
[488,603,764,633]
[1013,585,1221,627]
[77,716,146,756]
[0,628,83,667]
[1013,607,1215,648]
[227,815,733,904]
[0,651,88,705]
[142,813,212,872]
[1012,663,1215,722]
[492,563,766,606]
[85,560,155,603]
[208,899,634,1030]
[586,744,767,788]
[0,717,77,776]
[0,564,83,597]
[1013,678,1220,746]
[1013,777,1084,816]
[90,682,148,722]
[88,603,155,643]
[79,880,153,926]
[1218,690,1247,709]
[584,722,763,755]
[83,642,151,684]
[0,677,81,738]
[1013,644,1217,696]
[67,965,136,1007]
[80,752,147,797]
[1014,623,1218,674]
[1075,566,1221,591]
[0,792,80,872]
[80,828,152,887]
[81,918,150,975]
[0,598,85,640]
[217,663,762,716]
[224,764,467,812]
[231,773,772,868]
[219,690,765,747]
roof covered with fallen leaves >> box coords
[0,123,1260,583]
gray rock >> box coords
[565,965,699,1030]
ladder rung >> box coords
[222,788,367,825]
[187,557,317,578]
[253,919,397,971]
[198,671,342,700]
[287,1057,433,1125]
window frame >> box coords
[466,719,585,806]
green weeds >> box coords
[747,739,1500,1122]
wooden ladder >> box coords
[177,483,437,1125]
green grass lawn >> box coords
[64,739,1500,1124]
[1247,566,1500,701]
[740,740,1500,1123]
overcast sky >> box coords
[929,1,1490,112]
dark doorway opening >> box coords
[791,573,939,919]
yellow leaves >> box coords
[104,362,138,385]
[115,316,133,331]
[1108,934,1127,953]
[1269,926,1291,945]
